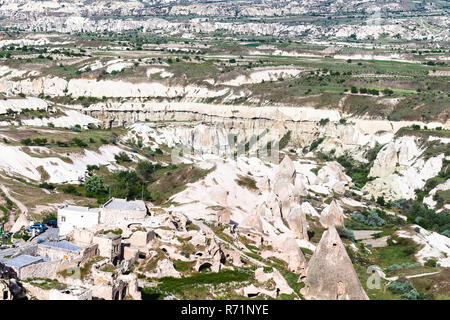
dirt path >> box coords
[385,271,441,282]
[0,184,29,231]
[0,185,28,215]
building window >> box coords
[61,216,66,222]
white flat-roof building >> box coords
[58,205,100,236]
[58,199,148,236]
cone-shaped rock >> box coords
[301,226,369,300]
[274,155,296,188]
[287,205,308,240]
[240,208,264,233]
[271,234,307,275]
[320,200,345,228]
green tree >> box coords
[136,161,161,182]
[85,175,107,197]
[110,170,148,200]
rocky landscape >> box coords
[0,0,448,301]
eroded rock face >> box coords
[269,234,307,274]
[274,155,296,186]
[0,262,27,300]
[240,209,264,233]
[155,259,181,278]
[369,142,398,178]
[320,200,345,228]
[364,135,445,201]
[286,205,308,240]
[301,227,369,300]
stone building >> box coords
[58,205,100,236]
[3,255,44,279]
[99,198,148,225]
[93,232,122,264]
[37,240,82,261]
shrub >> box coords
[336,226,355,241]
[387,262,420,272]
[387,279,420,300]
[136,161,161,182]
[70,125,82,132]
[376,196,385,206]
[309,137,324,152]
[115,152,132,164]
[86,165,100,172]
[39,182,56,191]
[62,185,80,196]
[351,209,386,227]
[72,138,87,147]
[424,259,437,267]
[21,138,32,146]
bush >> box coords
[424,259,437,267]
[21,138,32,146]
[62,185,81,196]
[86,165,100,172]
[70,125,82,132]
[115,152,132,164]
[136,161,161,182]
[110,170,148,201]
[72,138,87,148]
[351,209,386,227]
[336,226,355,241]
[39,182,56,191]
[387,262,420,272]
[376,196,385,206]
[387,279,420,300]
[309,137,324,152]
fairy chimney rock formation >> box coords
[320,200,345,228]
[301,226,369,300]
[287,205,308,240]
[273,155,296,195]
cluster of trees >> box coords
[392,199,450,237]
[21,137,47,146]
[81,161,162,203]
[335,155,373,188]
[350,86,393,96]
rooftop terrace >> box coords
[39,240,81,253]
[102,198,146,212]
[3,255,43,268]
